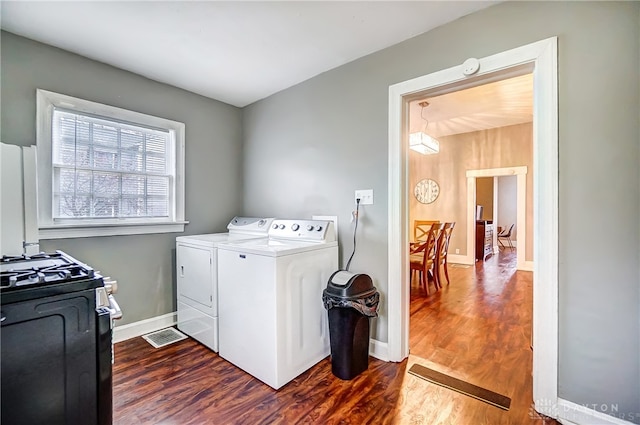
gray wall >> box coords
[242,1,639,421]
[1,31,244,326]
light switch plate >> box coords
[355,189,373,205]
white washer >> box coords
[175,217,274,352]
[217,219,338,389]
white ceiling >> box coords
[409,73,533,137]
[0,1,498,108]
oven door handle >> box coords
[107,294,123,320]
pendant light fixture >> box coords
[409,101,440,155]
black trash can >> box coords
[322,270,380,380]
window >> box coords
[37,89,186,238]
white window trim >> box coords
[36,89,187,239]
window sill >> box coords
[39,221,188,240]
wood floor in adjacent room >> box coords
[113,250,558,424]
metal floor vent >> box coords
[142,327,187,349]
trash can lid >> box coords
[325,270,377,299]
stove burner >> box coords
[1,252,53,263]
[0,251,95,290]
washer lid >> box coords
[176,232,266,248]
[218,238,337,257]
[175,217,274,247]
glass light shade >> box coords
[409,132,440,154]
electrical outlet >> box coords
[355,189,373,205]
[455,248,460,254]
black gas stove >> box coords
[0,251,102,304]
[1,250,114,425]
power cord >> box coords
[345,198,361,271]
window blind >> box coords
[51,109,172,219]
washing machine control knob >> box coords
[306,225,314,231]
[291,224,300,231]
[316,226,323,231]
[272,224,278,229]
[278,224,285,230]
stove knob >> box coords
[316,226,323,231]
[105,280,118,294]
[291,223,300,231]
[306,225,314,231]
[272,224,278,229]
[278,224,285,230]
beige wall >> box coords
[409,122,533,261]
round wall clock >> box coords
[414,178,440,204]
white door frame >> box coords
[387,37,558,418]
[466,166,532,271]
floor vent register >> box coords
[408,364,511,410]
[142,327,187,348]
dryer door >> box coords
[176,243,215,310]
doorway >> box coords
[387,37,558,418]
[467,166,530,271]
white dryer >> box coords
[217,219,338,389]
[175,217,274,352]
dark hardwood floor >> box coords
[113,250,558,424]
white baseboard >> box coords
[518,260,534,272]
[116,317,391,366]
[114,317,391,364]
[369,338,389,362]
[556,398,636,425]
[113,312,177,343]
[558,418,579,425]
[447,254,474,265]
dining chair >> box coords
[497,223,515,250]
[413,220,440,242]
[410,222,444,294]
[434,222,456,288]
